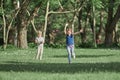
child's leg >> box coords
[67,46,72,63]
[71,45,75,59]
[36,46,40,59]
[39,46,43,60]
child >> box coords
[35,30,44,60]
[64,23,83,64]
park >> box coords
[0,0,120,80]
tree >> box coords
[96,10,104,44]
[16,0,42,48]
[16,0,30,48]
[1,0,20,49]
[105,0,120,46]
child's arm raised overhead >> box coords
[64,23,68,34]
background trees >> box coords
[0,0,120,49]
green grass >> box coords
[0,48,120,80]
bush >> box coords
[79,42,94,48]
[28,43,36,48]
[28,43,66,48]
[44,43,66,48]
[5,44,18,49]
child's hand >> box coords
[79,29,83,33]
[65,23,68,27]
[40,42,43,44]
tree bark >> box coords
[78,9,87,44]
[43,0,50,40]
[96,10,104,44]
[17,27,28,48]
[17,0,30,48]
[1,0,7,50]
[105,0,114,46]
[92,4,97,47]
[114,25,118,44]
[105,1,120,46]
[17,0,42,48]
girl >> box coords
[64,23,83,64]
[35,30,44,60]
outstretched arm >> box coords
[73,29,83,35]
[64,23,68,34]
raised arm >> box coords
[64,23,68,34]
[73,29,83,35]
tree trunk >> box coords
[14,28,18,46]
[78,9,87,44]
[17,27,28,48]
[105,30,115,46]
[1,0,6,50]
[105,0,114,46]
[88,2,97,47]
[1,0,20,49]
[17,18,28,48]
[17,0,42,48]
[114,25,118,44]
[82,10,89,44]
[105,1,120,46]
[43,0,49,40]
[17,0,30,48]
[92,4,97,47]
[13,0,20,46]
[96,10,104,44]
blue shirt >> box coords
[66,34,74,46]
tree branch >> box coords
[26,1,42,27]
[49,10,76,14]
[58,0,64,10]
[111,4,120,29]
[26,10,38,33]
[77,0,87,12]
[6,9,20,44]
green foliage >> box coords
[28,43,66,49]
[70,0,75,3]
[91,0,103,9]
[3,0,14,12]
[28,43,36,48]
[50,0,60,10]
[0,0,120,49]
[6,44,18,49]
[0,7,3,15]
[44,43,65,48]
[79,42,94,48]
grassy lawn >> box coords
[0,48,120,80]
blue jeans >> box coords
[67,45,75,63]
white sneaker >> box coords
[73,55,76,59]
[40,57,42,60]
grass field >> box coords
[0,48,120,80]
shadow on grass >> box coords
[53,54,115,58]
[0,61,120,73]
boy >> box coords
[35,30,44,60]
[64,23,83,64]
